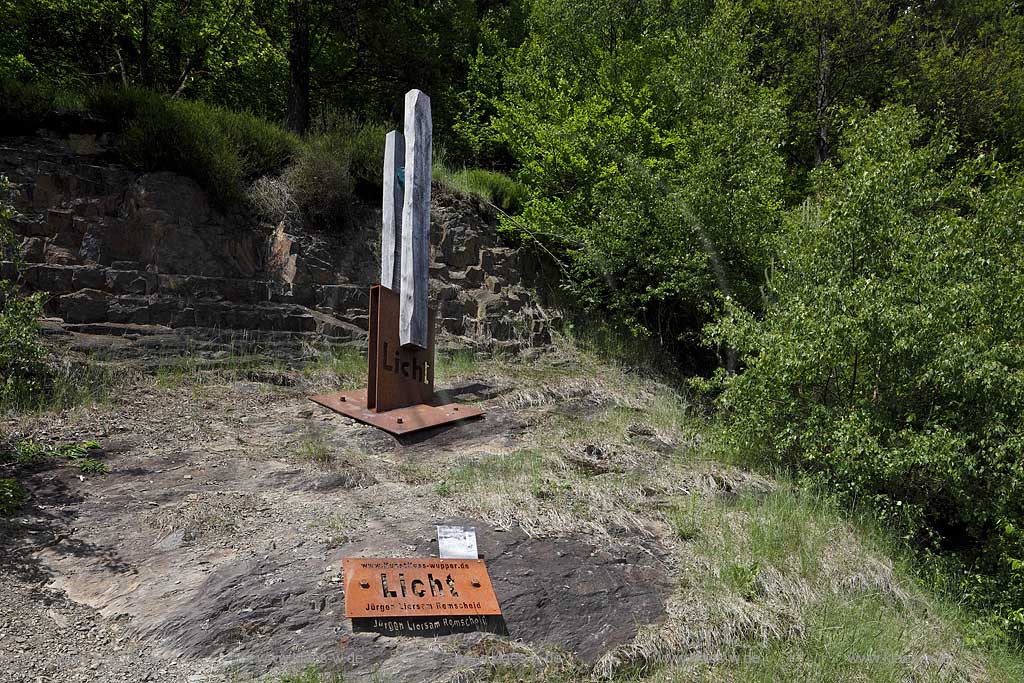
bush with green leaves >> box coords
[284,119,387,229]
[488,1,784,357]
[0,179,48,411]
[709,105,1024,640]
[0,477,27,516]
[285,132,355,228]
[89,87,298,206]
[432,164,528,214]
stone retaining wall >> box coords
[0,125,553,351]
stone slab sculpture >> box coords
[380,130,404,292]
[400,89,431,350]
[310,89,483,436]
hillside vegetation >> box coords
[2,0,1024,668]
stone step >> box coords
[9,261,371,312]
[53,289,364,339]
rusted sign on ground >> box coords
[343,558,502,618]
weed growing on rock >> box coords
[0,477,27,516]
[1,439,106,471]
[295,431,332,468]
[277,666,345,683]
[78,458,109,475]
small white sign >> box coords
[437,525,478,559]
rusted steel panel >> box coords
[369,285,434,412]
[309,389,483,436]
[343,558,502,618]
[312,285,482,435]
[367,287,381,410]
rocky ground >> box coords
[0,337,710,683]
[2,335,1002,683]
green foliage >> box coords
[89,87,297,206]
[78,458,109,475]
[284,119,386,228]
[1,439,106,475]
[710,105,1024,641]
[344,120,389,191]
[491,0,784,354]
[0,176,49,412]
[912,2,1024,157]
[278,666,344,683]
[433,163,528,214]
[0,76,59,132]
[285,132,354,227]
[0,477,27,516]
[0,80,299,205]
[2,439,103,465]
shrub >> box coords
[345,120,388,191]
[709,106,1024,640]
[286,132,355,228]
[0,77,57,134]
[0,477,27,516]
[0,281,47,409]
[433,164,528,214]
[489,1,785,355]
[0,178,48,412]
[88,87,298,206]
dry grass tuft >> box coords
[143,491,268,540]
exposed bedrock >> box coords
[0,126,554,353]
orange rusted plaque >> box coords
[343,558,502,618]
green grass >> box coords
[1,439,102,466]
[435,349,483,382]
[1,78,298,208]
[648,481,1024,682]
[154,349,290,389]
[275,666,345,683]
[433,155,529,215]
[302,347,366,389]
[295,431,332,468]
[90,86,298,207]
[436,448,546,497]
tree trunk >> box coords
[286,0,311,135]
[814,25,832,166]
[140,0,152,86]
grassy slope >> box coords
[5,332,1024,682]
[251,341,1024,682]
[0,78,525,218]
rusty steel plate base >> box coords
[310,285,484,435]
[310,388,484,436]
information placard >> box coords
[343,557,502,619]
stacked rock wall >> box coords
[0,123,552,352]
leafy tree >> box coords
[709,106,1024,638]
[911,1,1024,160]
[743,0,914,176]
[491,0,784,362]
[286,0,311,133]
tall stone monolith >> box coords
[399,89,431,349]
[381,130,404,292]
